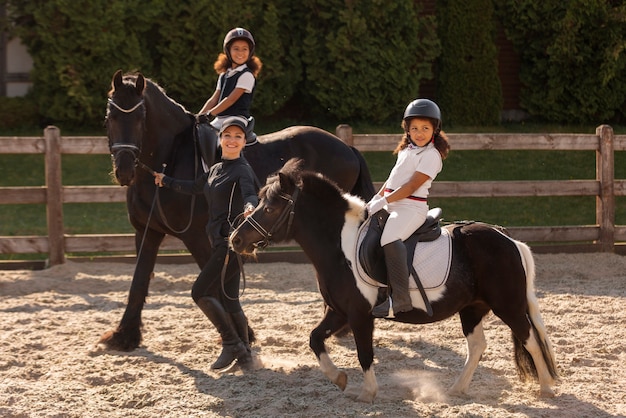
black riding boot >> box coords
[372,240,413,318]
[196,296,248,370]
[245,116,257,144]
[229,311,253,369]
[197,123,219,169]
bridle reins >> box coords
[240,187,300,249]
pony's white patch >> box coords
[340,196,378,305]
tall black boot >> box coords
[196,296,248,370]
[229,311,253,369]
[197,123,219,169]
[372,240,413,318]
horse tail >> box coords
[349,146,376,201]
[512,240,559,382]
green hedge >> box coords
[495,1,626,123]
[5,0,626,128]
[437,0,502,126]
[4,0,442,127]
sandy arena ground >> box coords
[1,252,625,417]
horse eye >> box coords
[264,206,273,214]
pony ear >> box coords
[112,70,123,91]
[278,172,291,190]
[135,73,146,95]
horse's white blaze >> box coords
[449,321,487,395]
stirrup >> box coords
[372,297,395,318]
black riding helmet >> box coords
[403,99,442,133]
[223,28,255,62]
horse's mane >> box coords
[109,72,192,116]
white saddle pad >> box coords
[355,224,452,290]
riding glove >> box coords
[367,195,388,214]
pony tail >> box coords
[393,133,410,155]
[213,53,230,74]
[434,130,451,160]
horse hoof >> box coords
[540,388,555,398]
[98,329,140,351]
[334,371,348,391]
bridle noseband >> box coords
[241,187,300,249]
[107,98,145,160]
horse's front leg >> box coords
[99,228,164,351]
[310,307,350,392]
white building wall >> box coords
[6,37,33,97]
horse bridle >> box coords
[107,98,145,161]
[241,187,300,249]
[106,96,197,234]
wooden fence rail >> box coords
[1,125,625,268]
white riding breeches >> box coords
[380,200,428,246]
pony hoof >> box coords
[540,388,555,398]
[334,371,348,391]
[357,391,376,403]
[447,387,468,398]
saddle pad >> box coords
[412,227,452,289]
[355,223,452,290]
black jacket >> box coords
[162,157,258,247]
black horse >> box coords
[100,70,375,351]
[230,159,558,403]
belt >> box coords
[384,188,427,202]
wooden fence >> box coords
[1,125,626,269]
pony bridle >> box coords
[107,98,145,161]
[241,187,300,249]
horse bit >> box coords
[239,188,300,249]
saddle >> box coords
[358,207,443,316]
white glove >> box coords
[367,195,388,214]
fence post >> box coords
[596,124,614,252]
[335,124,353,146]
[45,126,65,265]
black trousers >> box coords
[191,243,242,313]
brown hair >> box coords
[213,53,263,77]
[394,118,450,160]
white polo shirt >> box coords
[385,143,442,200]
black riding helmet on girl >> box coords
[223,28,255,62]
[403,99,442,134]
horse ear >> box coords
[135,73,146,95]
[112,70,123,91]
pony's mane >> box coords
[262,159,366,222]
